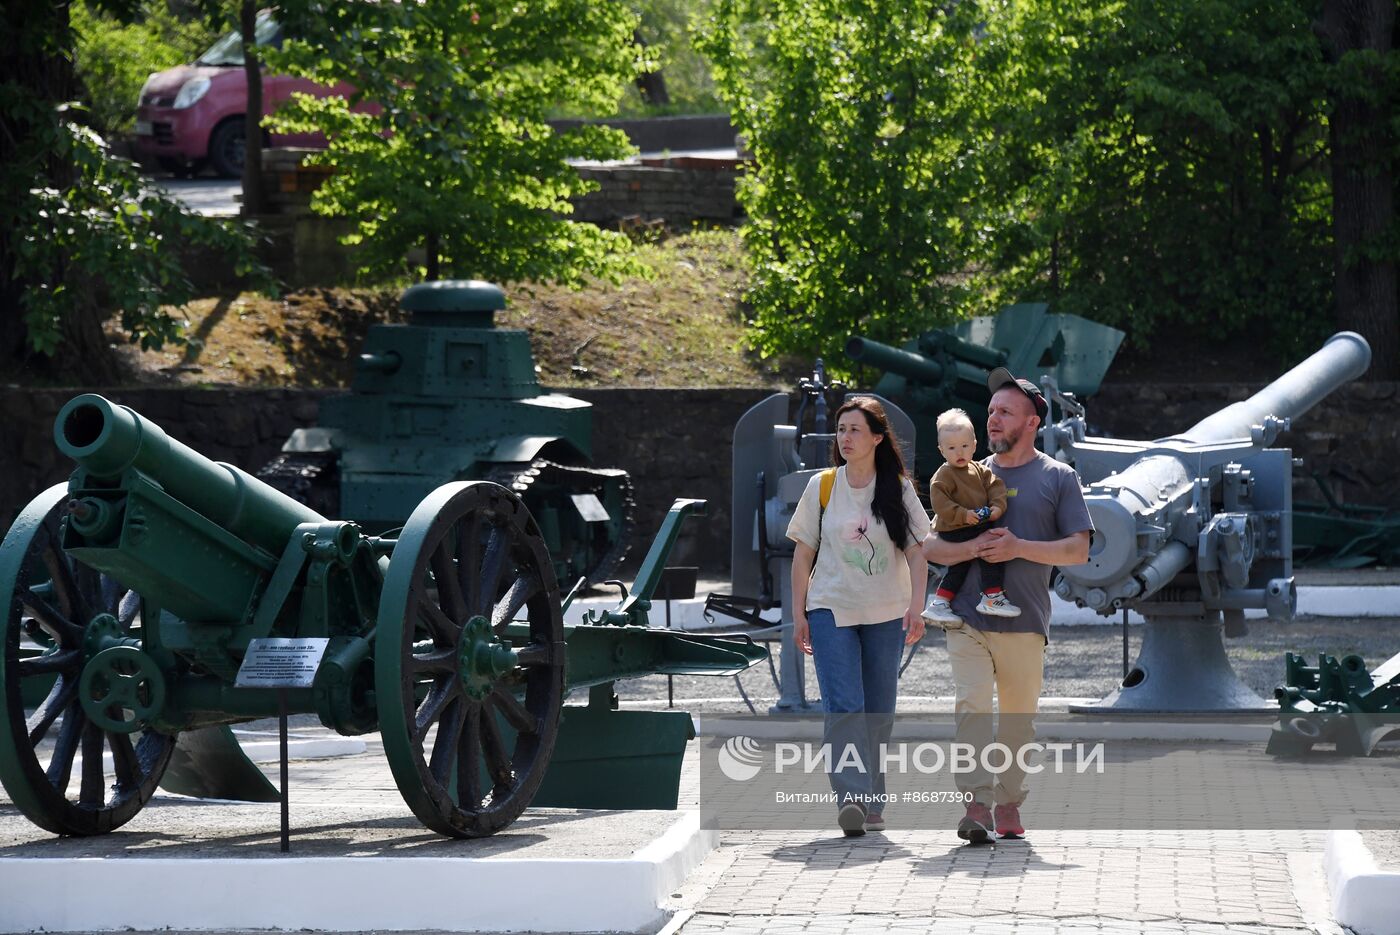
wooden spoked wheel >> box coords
[0,485,174,835]
[375,482,565,837]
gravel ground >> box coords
[614,615,1400,707]
[1363,829,1400,871]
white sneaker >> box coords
[922,595,963,626]
[977,591,1021,617]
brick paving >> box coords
[678,829,1325,935]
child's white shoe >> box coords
[976,591,1021,618]
[922,595,963,627]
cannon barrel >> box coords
[55,394,325,552]
[846,335,1006,392]
[846,336,946,383]
[1170,331,1371,444]
[357,350,402,374]
[919,330,1008,370]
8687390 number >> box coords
[901,791,973,804]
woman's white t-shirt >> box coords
[786,466,931,627]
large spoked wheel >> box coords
[376,482,565,837]
[0,485,174,835]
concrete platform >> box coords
[0,736,714,934]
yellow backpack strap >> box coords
[812,468,838,578]
[819,468,837,511]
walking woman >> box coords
[786,396,929,836]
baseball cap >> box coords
[987,367,1048,421]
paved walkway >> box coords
[674,828,1335,935]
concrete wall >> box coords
[2,383,1394,578]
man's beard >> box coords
[988,426,1020,454]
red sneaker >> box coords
[994,803,1024,838]
[957,803,993,843]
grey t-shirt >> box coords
[946,451,1092,641]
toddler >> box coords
[922,409,1021,626]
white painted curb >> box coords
[1325,829,1400,935]
[0,811,715,934]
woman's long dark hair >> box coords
[831,396,914,549]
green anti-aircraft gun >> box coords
[259,280,632,588]
[846,303,1124,478]
[0,395,763,838]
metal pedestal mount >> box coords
[1070,613,1273,714]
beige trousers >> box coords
[945,625,1045,807]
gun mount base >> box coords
[1069,615,1274,714]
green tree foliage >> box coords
[269,0,649,284]
[71,0,221,138]
[14,121,268,356]
[1,0,269,383]
[617,0,725,116]
[702,0,1397,370]
[699,0,994,364]
[985,0,1337,359]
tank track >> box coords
[487,459,635,588]
[257,452,633,587]
[255,451,341,519]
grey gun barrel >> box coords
[1168,332,1371,444]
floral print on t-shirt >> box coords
[839,510,889,576]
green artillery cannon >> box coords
[0,395,763,838]
[258,280,632,587]
[1267,652,1400,756]
[845,303,1124,477]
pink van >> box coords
[133,12,353,178]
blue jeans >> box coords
[806,608,904,811]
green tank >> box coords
[259,280,632,586]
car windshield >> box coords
[196,13,283,66]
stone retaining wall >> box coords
[570,164,742,227]
[2,383,1393,577]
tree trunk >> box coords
[425,232,440,280]
[1318,0,1398,379]
[632,30,671,107]
[240,0,266,216]
[0,0,122,383]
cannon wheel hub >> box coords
[457,615,518,699]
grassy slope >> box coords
[115,229,794,389]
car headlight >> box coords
[172,76,211,109]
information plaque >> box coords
[235,638,330,689]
